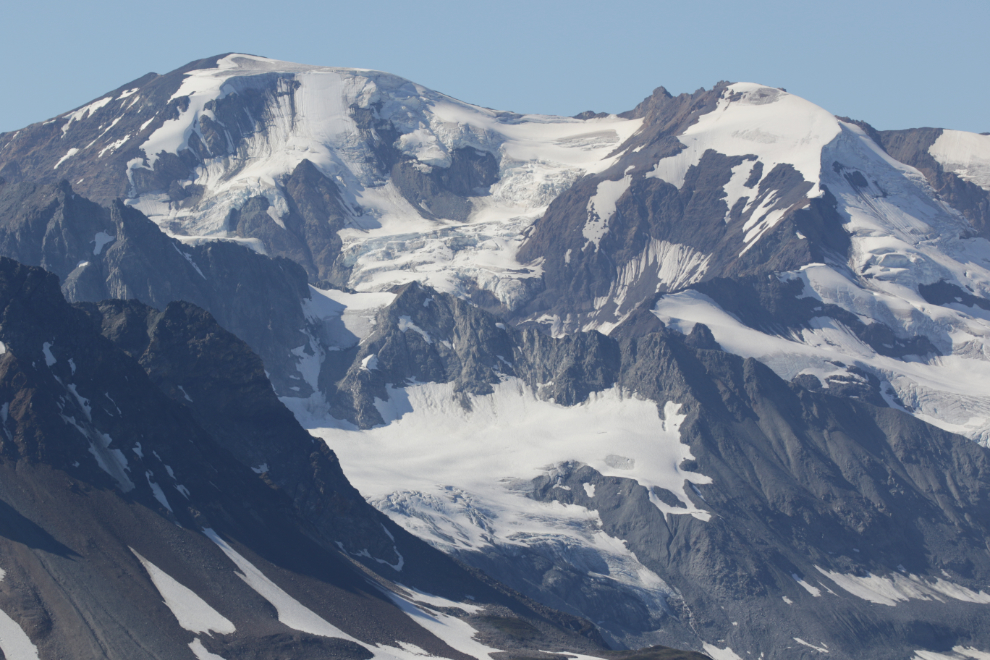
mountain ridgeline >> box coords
[1,53,990,659]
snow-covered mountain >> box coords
[2,53,990,659]
[0,257,636,660]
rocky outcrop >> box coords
[0,179,314,395]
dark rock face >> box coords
[0,257,417,657]
[0,257,628,659]
[77,298,404,567]
[919,279,990,311]
[227,159,353,285]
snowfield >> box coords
[292,379,708,641]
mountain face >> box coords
[2,53,990,659]
[0,256,654,660]
[0,178,317,398]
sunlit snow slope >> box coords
[123,54,641,310]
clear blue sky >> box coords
[1,0,987,134]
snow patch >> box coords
[304,287,396,348]
[54,148,80,169]
[171,243,206,279]
[397,316,433,344]
[816,566,990,606]
[130,548,235,634]
[395,585,483,614]
[93,231,115,255]
[42,342,56,367]
[0,569,40,660]
[379,587,500,660]
[913,648,990,660]
[583,173,633,249]
[793,573,822,597]
[583,483,596,497]
[0,609,40,660]
[146,472,173,512]
[189,639,228,660]
[0,568,41,659]
[203,528,360,641]
[98,135,131,158]
[702,643,744,660]
[61,97,112,134]
[86,431,134,492]
[794,638,829,653]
